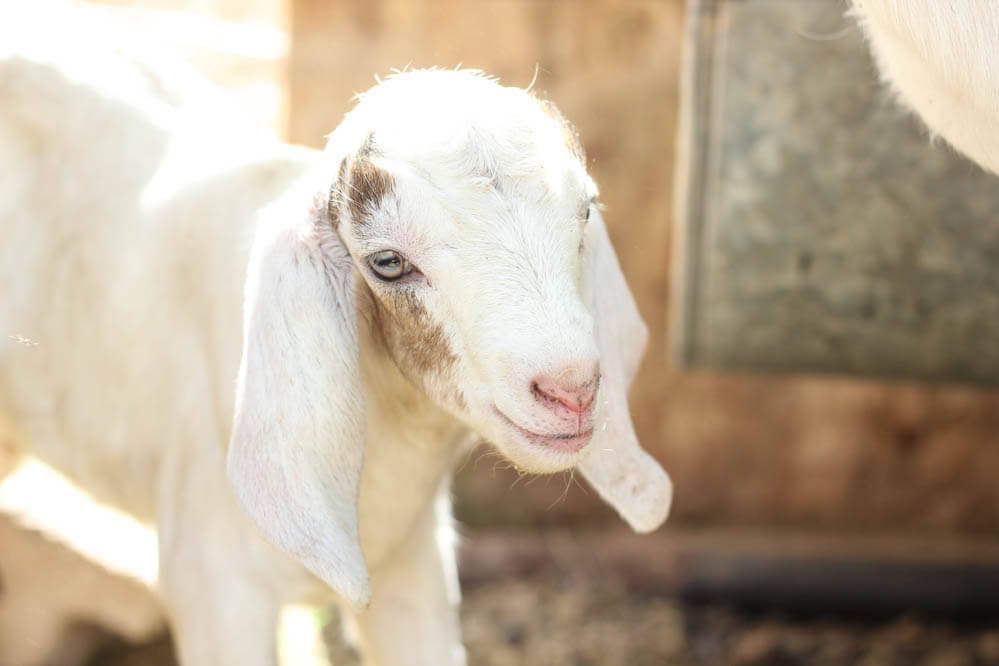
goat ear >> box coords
[227,194,370,609]
[577,208,673,533]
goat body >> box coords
[0,14,670,666]
[851,0,999,174]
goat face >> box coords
[330,73,606,474]
[228,70,670,609]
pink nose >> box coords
[532,371,600,414]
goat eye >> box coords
[584,205,591,223]
[368,250,411,281]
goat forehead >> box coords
[356,72,538,143]
[372,123,579,199]
[380,185,584,267]
[349,75,576,175]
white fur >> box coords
[851,0,999,174]
[0,510,164,666]
[0,26,671,666]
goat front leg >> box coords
[344,491,465,666]
[157,450,284,666]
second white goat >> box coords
[851,0,999,175]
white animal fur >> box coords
[0,511,164,666]
[850,0,999,175]
[0,19,671,666]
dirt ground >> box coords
[92,566,999,666]
[450,571,999,666]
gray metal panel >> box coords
[672,0,999,384]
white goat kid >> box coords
[851,0,999,175]
[0,39,671,666]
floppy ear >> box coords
[577,208,673,533]
[227,190,370,609]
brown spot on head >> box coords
[326,158,350,229]
[327,132,394,229]
[347,158,393,224]
[357,281,460,408]
[538,99,586,166]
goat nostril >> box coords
[532,372,600,414]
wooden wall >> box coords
[90,0,290,134]
[289,0,999,535]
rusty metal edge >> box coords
[669,0,722,370]
[459,527,999,618]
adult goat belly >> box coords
[851,0,999,175]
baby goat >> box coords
[0,36,671,666]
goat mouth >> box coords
[493,407,593,453]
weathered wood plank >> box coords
[673,0,999,384]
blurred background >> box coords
[3,0,999,664]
